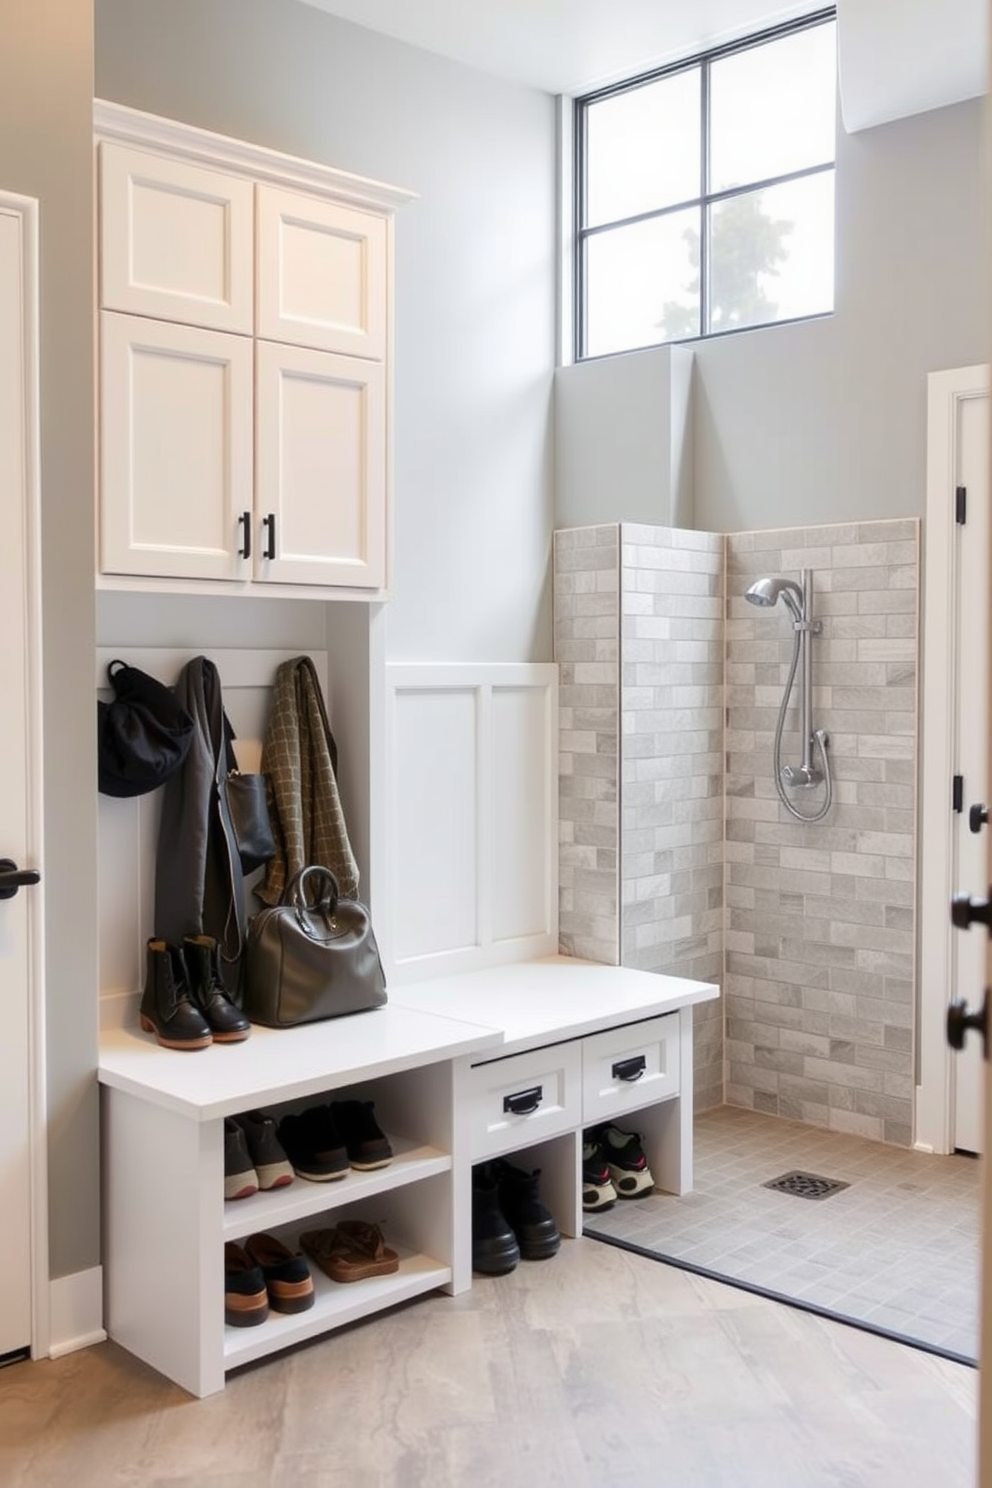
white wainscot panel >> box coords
[383,665,558,982]
[492,685,556,944]
[390,687,479,963]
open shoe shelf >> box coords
[225,1239,450,1371]
[223,1135,451,1241]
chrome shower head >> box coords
[744,576,804,622]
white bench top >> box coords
[98,1001,502,1121]
[98,956,719,1119]
[391,955,719,1059]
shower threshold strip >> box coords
[582,1228,977,1371]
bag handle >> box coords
[286,865,341,926]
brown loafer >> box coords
[243,1232,315,1313]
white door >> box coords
[919,364,990,1157]
[0,192,45,1359]
[952,389,989,1153]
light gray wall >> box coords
[95,0,558,664]
[693,98,987,532]
[0,4,100,1278]
[555,345,694,529]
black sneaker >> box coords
[495,1159,560,1260]
[224,1118,258,1201]
[598,1123,654,1199]
[233,1110,294,1191]
[330,1099,393,1170]
[582,1131,617,1212]
[276,1104,350,1182]
[472,1163,520,1275]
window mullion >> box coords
[699,59,710,338]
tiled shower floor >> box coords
[584,1105,981,1363]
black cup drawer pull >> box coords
[612,1055,647,1082]
[503,1085,543,1116]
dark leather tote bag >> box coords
[243,865,387,1028]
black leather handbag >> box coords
[223,770,276,874]
[242,865,387,1028]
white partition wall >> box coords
[381,665,558,982]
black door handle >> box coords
[951,891,992,931]
[238,510,251,560]
[0,858,41,901]
[947,993,989,1058]
[970,803,989,834]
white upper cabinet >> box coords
[99,142,254,334]
[94,102,413,597]
[255,341,386,589]
[100,311,253,581]
[256,187,386,359]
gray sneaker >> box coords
[233,1110,294,1190]
[224,1118,258,1201]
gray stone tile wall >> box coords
[725,521,919,1145]
[554,523,725,1113]
[620,525,724,1112]
[555,525,621,966]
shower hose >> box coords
[773,626,833,824]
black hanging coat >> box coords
[154,656,246,991]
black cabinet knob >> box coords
[970,803,989,834]
[947,993,989,1057]
[951,891,992,931]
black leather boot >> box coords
[183,935,251,1043]
[139,939,212,1050]
[496,1159,561,1260]
[471,1163,520,1275]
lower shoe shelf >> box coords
[224,1241,450,1371]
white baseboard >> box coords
[48,1267,107,1357]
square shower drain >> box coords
[763,1170,850,1201]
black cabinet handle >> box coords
[0,858,41,901]
[612,1055,647,1082]
[238,510,251,560]
[262,512,276,561]
[503,1085,543,1116]
[970,803,989,834]
[947,993,989,1058]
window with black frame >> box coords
[576,10,837,360]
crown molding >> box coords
[93,99,417,212]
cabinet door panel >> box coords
[255,341,385,589]
[256,186,386,358]
[100,312,253,581]
[100,143,254,333]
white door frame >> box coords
[917,362,990,1155]
[1,189,49,1358]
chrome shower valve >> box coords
[780,763,824,788]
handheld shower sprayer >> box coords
[744,569,832,823]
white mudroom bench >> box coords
[98,954,717,1397]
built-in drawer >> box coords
[468,1041,582,1161]
[582,1015,680,1125]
